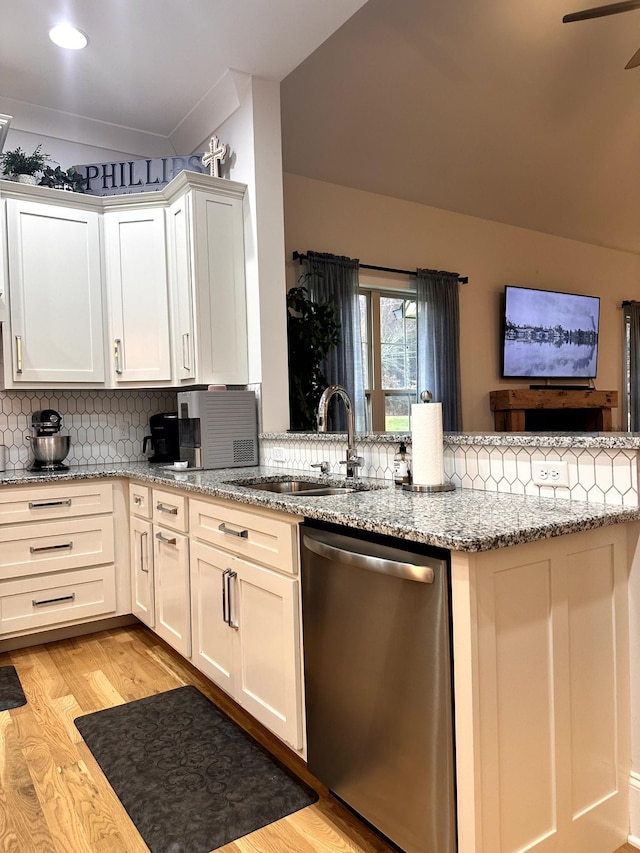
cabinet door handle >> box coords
[218,523,248,539]
[29,542,73,554]
[15,335,23,374]
[156,502,178,515]
[225,569,238,628]
[155,531,177,546]
[29,499,72,509]
[134,495,143,505]
[222,567,231,623]
[140,530,149,572]
[182,333,191,372]
[32,593,75,607]
[114,338,123,374]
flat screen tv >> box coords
[502,285,600,380]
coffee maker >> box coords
[143,412,180,464]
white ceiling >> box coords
[2,0,638,255]
[281,0,640,255]
[0,0,368,149]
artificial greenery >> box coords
[39,165,87,193]
[287,283,341,431]
[0,144,50,177]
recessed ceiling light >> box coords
[48,23,88,50]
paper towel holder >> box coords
[404,390,456,492]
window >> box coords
[359,278,417,431]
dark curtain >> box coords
[415,268,462,431]
[303,251,366,431]
[624,301,640,431]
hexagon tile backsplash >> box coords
[0,390,178,471]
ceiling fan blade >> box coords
[625,45,640,67]
[563,0,640,22]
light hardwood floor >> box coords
[0,624,636,853]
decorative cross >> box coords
[202,135,228,178]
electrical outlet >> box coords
[532,460,570,488]
[116,419,131,440]
[272,447,286,462]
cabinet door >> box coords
[104,207,171,383]
[153,525,190,656]
[189,539,235,693]
[166,194,195,383]
[5,199,105,384]
[130,515,153,627]
[233,558,302,749]
[192,190,248,385]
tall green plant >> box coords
[287,284,341,431]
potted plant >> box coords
[287,284,341,431]
[38,165,87,193]
[0,144,50,184]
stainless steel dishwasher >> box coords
[300,521,456,853]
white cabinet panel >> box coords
[166,195,195,383]
[130,515,153,628]
[189,537,302,750]
[153,526,190,657]
[452,526,630,853]
[5,199,105,385]
[104,207,171,384]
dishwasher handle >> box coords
[303,534,435,584]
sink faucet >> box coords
[317,384,364,478]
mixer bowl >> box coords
[27,434,70,465]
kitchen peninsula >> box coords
[0,437,637,853]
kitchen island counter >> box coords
[0,462,636,553]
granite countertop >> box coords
[1,462,638,553]
[262,430,640,450]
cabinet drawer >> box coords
[0,564,116,635]
[130,482,152,519]
[0,482,113,525]
[189,498,299,575]
[0,516,114,580]
[152,489,188,532]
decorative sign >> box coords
[202,136,228,178]
[74,154,206,196]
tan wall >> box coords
[283,173,640,431]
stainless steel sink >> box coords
[229,478,367,496]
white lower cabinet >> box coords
[452,524,630,853]
[130,515,153,627]
[190,539,302,748]
[0,481,117,638]
[154,525,190,657]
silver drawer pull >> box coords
[32,594,75,607]
[29,499,72,509]
[30,542,73,554]
[218,523,248,539]
[156,531,177,546]
[140,530,149,572]
[156,502,178,515]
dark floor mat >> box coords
[75,685,318,853]
[0,665,27,711]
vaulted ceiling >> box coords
[280,0,640,255]
[2,0,638,255]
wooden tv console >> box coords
[490,389,618,432]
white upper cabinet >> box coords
[166,179,248,387]
[0,172,249,389]
[3,198,105,386]
[104,206,172,385]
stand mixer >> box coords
[27,409,71,471]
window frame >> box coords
[359,271,417,432]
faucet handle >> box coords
[311,461,330,475]
[340,455,364,478]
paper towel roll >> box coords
[411,402,444,487]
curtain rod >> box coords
[292,251,469,285]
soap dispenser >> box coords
[393,441,411,486]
